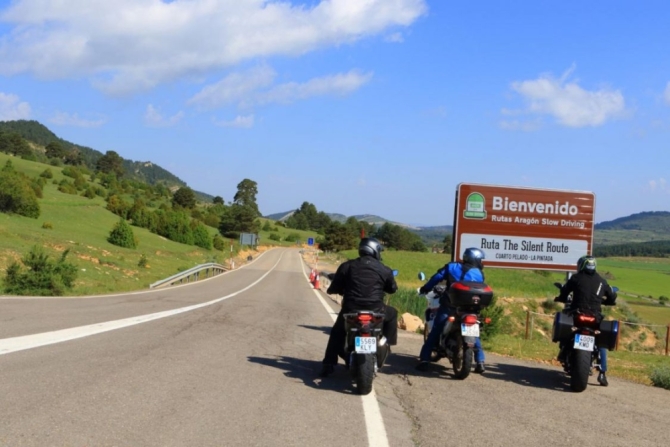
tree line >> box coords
[594,240,670,258]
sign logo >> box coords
[463,192,487,219]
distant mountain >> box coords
[0,120,212,201]
[264,210,419,229]
[595,211,670,232]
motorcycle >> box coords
[327,269,397,395]
[418,272,493,379]
[551,282,619,392]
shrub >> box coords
[3,245,78,296]
[540,297,561,313]
[42,222,53,229]
[650,365,670,390]
[480,296,506,341]
[192,223,213,250]
[0,169,40,218]
[40,168,54,179]
[213,234,225,251]
[138,254,149,268]
[285,232,301,243]
[269,233,282,242]
[107,218,138,249]
[82,187,96,199]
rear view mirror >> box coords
[392,270,398,277]
[612,286,619,293]
[418,272,426,281]
[553,282,562,289]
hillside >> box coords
[0,120,212,201]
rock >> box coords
[399,313,424,333]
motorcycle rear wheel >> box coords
[354,353,375,395]
[570,349,591,392]
[452,337,473,380]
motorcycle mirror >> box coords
[553,282,562,289]
[612,286,619,293]
[392,269,399,277]
[418,272,426,281]
[326,273,336,280]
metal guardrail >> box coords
[149,263,228,289]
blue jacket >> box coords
[421,262,485,307]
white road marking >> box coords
[0,254,284,355]
[303,259,390,447]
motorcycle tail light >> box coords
[484,317,492,324]
[448,316,456,322]
[576,314,596,324]
[358,314,373,322]
[463,315,478,325]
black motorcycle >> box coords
[551,282,619,392]
[419,273,493,379]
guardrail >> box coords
[149,263,228,289]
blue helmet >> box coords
[463,247,485,269]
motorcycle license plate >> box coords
[355,336,377,353]
[461,324,480,337]
[574,334,595,351]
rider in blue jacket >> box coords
[416,247,487,373]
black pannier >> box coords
[552,311,574,342]
[597,319,619,351]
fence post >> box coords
[525,310,530,340]
[665,326,669,356]
[615,320,621,351]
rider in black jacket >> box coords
[320,238,398,377]
[555,255,617,386]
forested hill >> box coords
[595,211,670,232]
[0,120,212,200]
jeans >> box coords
[420,306,485,363]
[598,347,608,372]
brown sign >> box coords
[453,183,595,271]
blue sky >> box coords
[1,0,669,226]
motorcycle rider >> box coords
[416,247,487,373]
[555,255,617,386]
[320,237,399,377]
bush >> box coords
[107,218,138,249]
[42,222,53,229]
[138,254,148,268]
[269,233,282,241]
[0,169,40,218]
[540,297,561,313]
[192,223,213,250]
[285,232,301,243]
[650,365,670,390]
[40,168,54,179]
[480,296,506,341]
[213,234,225,251]
[3,245,78,296]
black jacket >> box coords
[557,271,617,314]
[326,255,397,309]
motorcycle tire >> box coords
[452,336,473,380]
[570,349,591,392]
[354,353,375,395]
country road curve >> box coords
[1,247,668,446]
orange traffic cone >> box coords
[309,269,316,283]
[313,274,320,289]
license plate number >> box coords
[574,334,595,351]
[355,336,377,353]
[461,324,480,337]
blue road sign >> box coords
[307,237,314,246]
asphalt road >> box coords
[1,248,668,446]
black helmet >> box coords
[463,247,485,269]
[577,255,596,273]
[359,237,383,260]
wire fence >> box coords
[524,310,670,356]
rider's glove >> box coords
[419,286,429,295]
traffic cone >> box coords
[313,274,320,289]
[309,269,315,283]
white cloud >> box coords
[0,0,426,95]
[664,82,670,105]
[648,178,669,194]
[0,92,31,120]
[505,67,626,128]
[189,67,372,110]
[214,115,255,129]
[48,111,106,127]
[144,105,184,127]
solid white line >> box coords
[0,254,285,355]
[302,257,390,447]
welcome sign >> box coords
[453,184,595,271]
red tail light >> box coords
[576,314,596,324]
[357,314,373,322]
[463,315,478,325]
[484,317,492,324]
